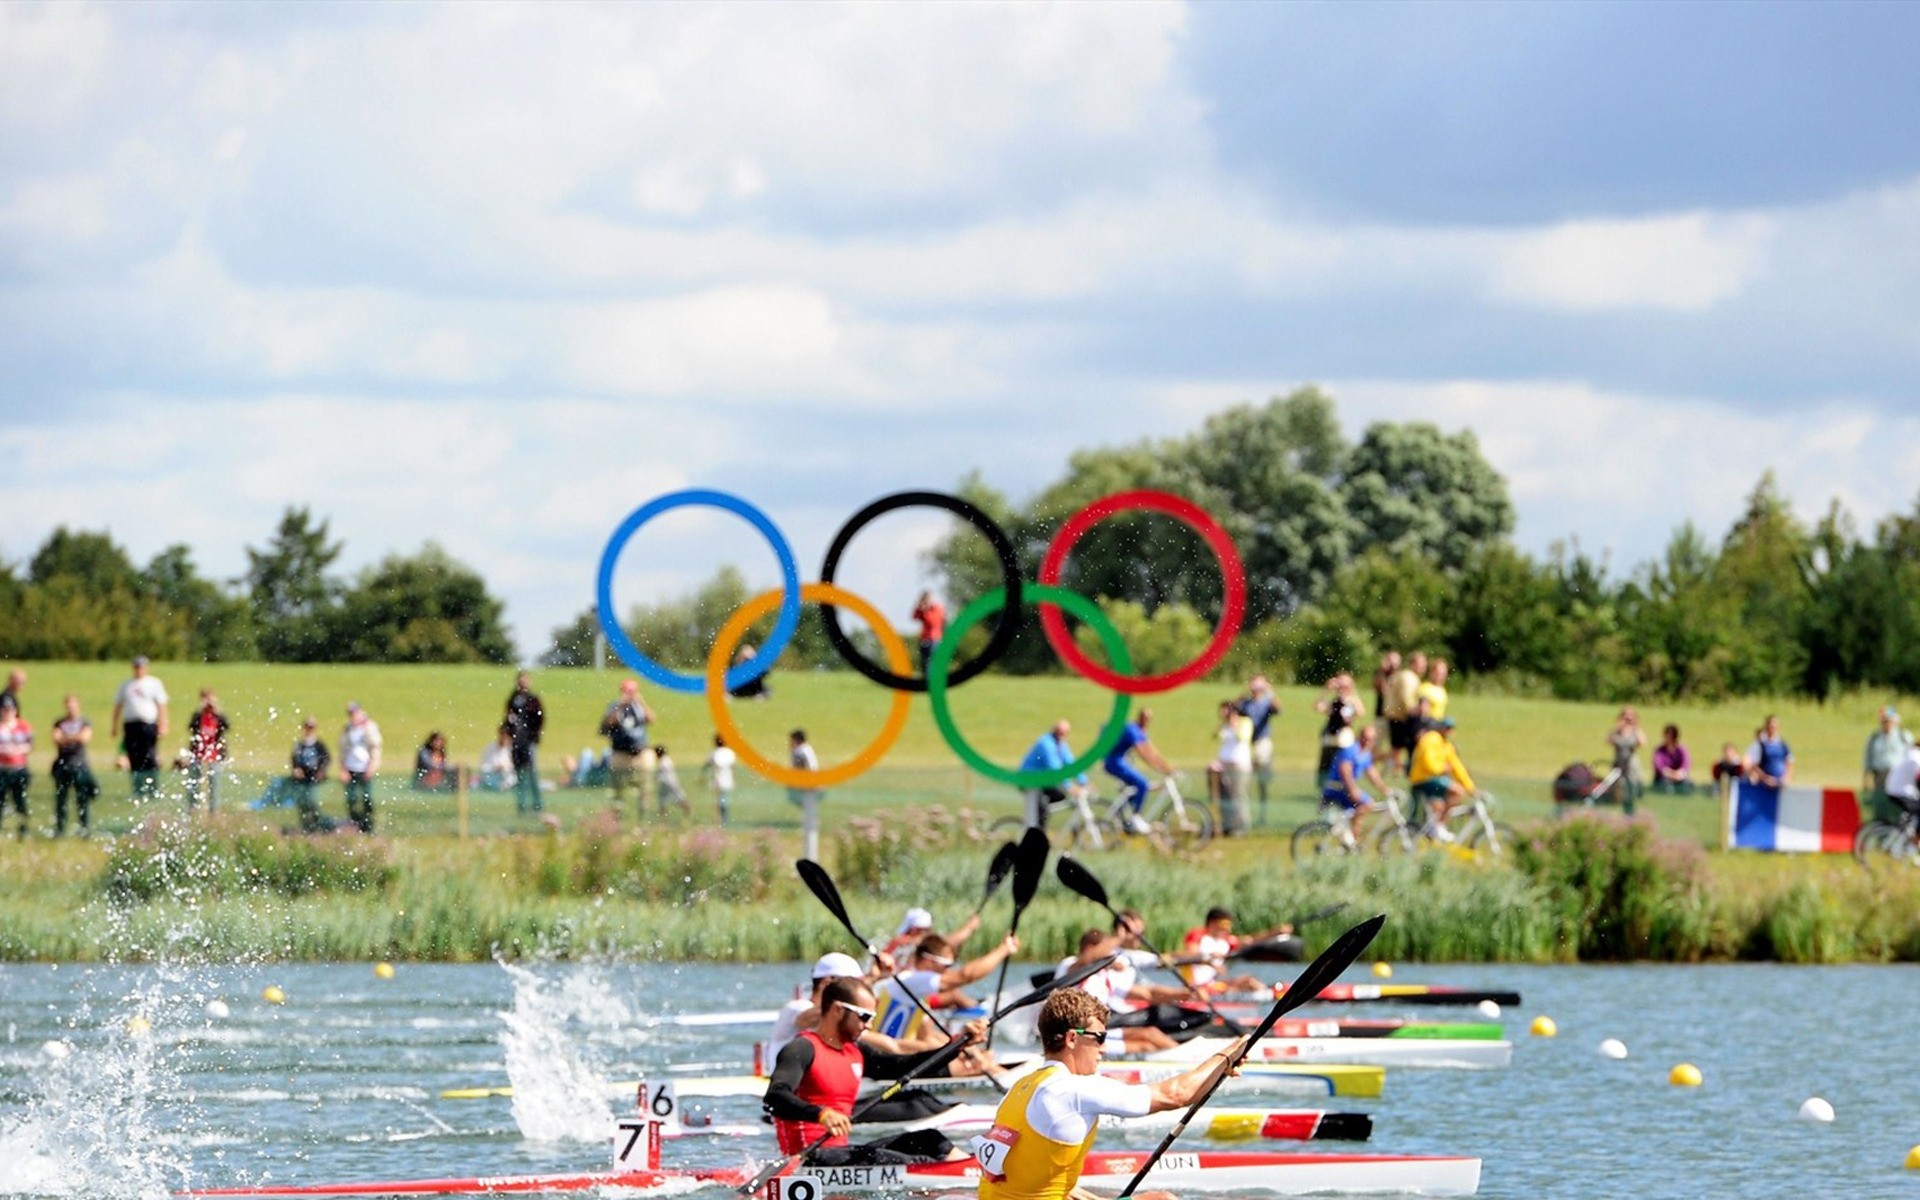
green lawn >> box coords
[1,660,1905,845]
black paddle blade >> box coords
[1254,913,1386,1035]
[794,858,865,948]
[1313,1112,1373,1142]
[1011,826,1049,915]
[1054,854,1112,913]
[982,840,1019,903]
[1294,901,1350,927]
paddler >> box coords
[1177,907,1289,995]
[882,905,982,963]
[764,979,977,1165]
[873,931,1019,1040]
[973,988,1241,1200]
[1056,929,1180,1053]
[1079,910,1218,1040]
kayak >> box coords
[1252,1019,1502,1040]
[768,1150,1478,1197]
[182,1151,1479,1198]
[1265,983,1521,1007]
[892,1102,1370,1143]
[1135,1035,1511,1070]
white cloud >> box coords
[1484,213,1775,312]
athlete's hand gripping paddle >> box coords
[986,826,1048,1051]
[1054,854,1248,1036]
[795,858,951,1039]
[738,950,1120,1195]
[1112,914,1386,1200]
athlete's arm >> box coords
[1136,738,1175,776]
[762,1038,829,1124]
[941,933,1018,988]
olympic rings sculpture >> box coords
[595,487,1246,789]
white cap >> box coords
[897,908,934,936]
[811,952,862,980]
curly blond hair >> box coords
[1037,988,1110,1052]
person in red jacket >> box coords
[0,693,32,837]
[762,979,971,1166]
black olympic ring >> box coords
[817,490,1024,693]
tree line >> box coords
[0,508,513,664]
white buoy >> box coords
[1797,1097,1835,1124]
[41,1040,71,1061]
[1476,999,1502,1019]
[1598,1038,1628,1060]
[205,999,231,1020]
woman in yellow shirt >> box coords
[1408,717,1474,836]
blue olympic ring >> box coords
[595,489,802,695]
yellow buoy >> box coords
[262,985,286,1005]
[1905,1144,1920,1170]
[1670,1063,1703,1087]
[1529,1015,1557,1038]
[1370,961,1392,979]
[125,1015,152,1036]
[374,962,396,980]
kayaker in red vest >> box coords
[763,979,975,1166]
[1178,907,1289,995]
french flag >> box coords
[1729,782,1860,853]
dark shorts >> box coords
[1388,718,1417,752]
[123,721,160,771]
[1412,777,1453,802]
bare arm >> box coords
[1137,738,1175,776]
[110,701,123,739]
[943,933,1018,988]
[156,702,168,738]
[1143,1041,1243,1112]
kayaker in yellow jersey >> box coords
[1408,717,1475,837]
[975,989,1241,1200]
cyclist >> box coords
[1886,741,1920,823]
[1408,717,1476,839]
[1017,719,1089,829]
[1101,707,1176,836]
[1322,725,1389,846]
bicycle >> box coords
[1375,789,1519,858]
[990,775,1213,851]
[1289,788,1405,861]
[1853,799,1920,871]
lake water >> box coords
[2,959,1916,1200]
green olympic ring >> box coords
[927,583,1134,788]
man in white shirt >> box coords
[110,655,169,803]
[340,702,383,833]
[1885,744,1920,820]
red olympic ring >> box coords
[1036,489,1247,694]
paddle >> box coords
[1054,854,1248,1036]
[737,951,1119,1195]
[969,840,1020,920]
[795,858,950,1039]
[986,827,1049,1051]
[1218,903,1350,964]
[1112,913,1386,1200]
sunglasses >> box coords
[839,1003,877,1025]
[1071,1027,1108,1044]
[919,954,955,967]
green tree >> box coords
[246,507,345,661]
[1448,543,1564,688]
[327,544,515,664]
[1314,548,1454,665]
[1617,523,1742,700]
[29,528,144,593]
[144,545,257,661]
[541,608,600,668]
[1713,472,1811,695]
[1070,599,1213,677]
[2,529,187,660]
[1339,421,1514,571]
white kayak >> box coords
[1137,1035,1513,1070]
[765,1150,1480,1197]
[890,1102,1371,1143]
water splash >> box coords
[496,959,622,1144]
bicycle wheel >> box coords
[988,815,1028,839]
[1375,821,1422,856]
[1157,800,1214,850]
[1290,821,1354,862]
[1853,821,1913,869]
[1464,821,1521,857]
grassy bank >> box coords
[4,810,1916,965]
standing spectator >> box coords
[1606,707,1646,815]
[111,655,169,803]
[1313,673,1362,788]
[1237,676,1279,825]
[1383,651,1424,774]
[413,732,453,792]
[1417,657,1451,724]
[1744,714,1792,790]
[0,694,31,837]
[504,672,546,815]
[599,679,655,815]
[789,728,823,860]
[703,733,736,827]
[1369,652,1397,733]
[1863,707,1914,823]
[185,688,231,814]
[1211,699,1253,837]
[3,668,25,709]
[1651,724,1694,795]
[911,591,947,674]
[289,717,332,832]
[51,694,98,837]
[728,643,771,700]
[340,702,383,834]
[653,745,692,817]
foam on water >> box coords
[497,960,620,1144]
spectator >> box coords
[653,744,692,817]
[728,643,771,700]
[1313,673,1362,788]
[1606,707,1645,815]
[1417,657,1451,723]
[1211,699,1253,837]
[504,671,546,815]
[185,687,231,814]
[340,702,383,834]
[413,731,453,792]
[1863,706,1914,823]
[3,668,24,710]
[911,591,947,675]
[0,694,32,837]
[111,655,170,803]
[1383,651,1424,774]
[599,678,655,815]
[1651,724,1694,795]
[1018,719,1089,830]
[478,725,517,791]
[789,728,823,859]
[51,694,98,837]
[1710,742,1745,797]
[1237,675,1279,824]
[703,733,736,827]
[1370,652,1397,733]
[1744,714,1792,790]
[289,717,333,833]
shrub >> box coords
[1512,813,1709,960]
[100,817,397,902]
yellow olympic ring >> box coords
[705,583,913,788]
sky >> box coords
[4,1,1919,659]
